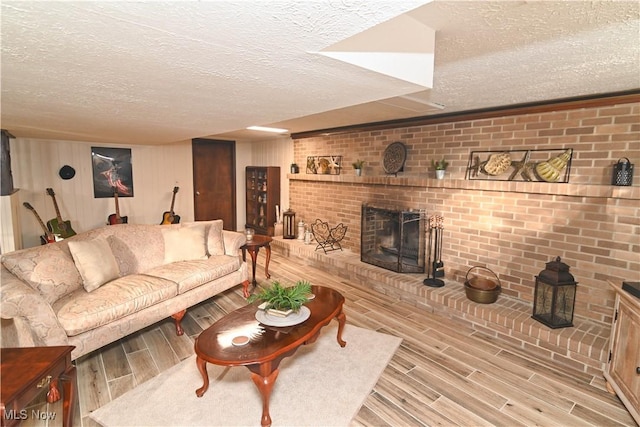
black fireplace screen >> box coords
[361,205,425,273]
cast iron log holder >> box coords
[424,214,445,287]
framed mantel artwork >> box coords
[466,148,573,183]
[91,147,134,198]
[306,155,343,175]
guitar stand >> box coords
[424,217,445,288]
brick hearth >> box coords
[271,237,609,376]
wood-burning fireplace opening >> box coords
[360,204,425,273]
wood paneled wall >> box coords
[10,139,193,248]
[8,136,293,249]
[247,136,294,211]
[237,136,294,228]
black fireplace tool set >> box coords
[424,214,445,287]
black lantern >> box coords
[283,209,296,239]
[532,256,577,328]
[611,157,634,186]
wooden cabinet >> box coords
[1,346,76,427]
[604,280,640,425]
[245,167,280,236]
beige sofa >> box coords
[1,220,250,360]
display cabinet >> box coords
[245,166,280,236]
[604,280,640,425]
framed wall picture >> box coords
[91,147,134,198]
[466,148,573,183]
[306,155,342,175]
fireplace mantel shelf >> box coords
[287,173,639,200]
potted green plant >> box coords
[352,159,365,176]
[248,280,312,316]
[431,158,449,179]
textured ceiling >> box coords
[1,1,639,145]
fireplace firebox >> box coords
[361,204,425,273]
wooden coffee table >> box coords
[194,285,346,427]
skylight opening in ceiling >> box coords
[317,11,436,88]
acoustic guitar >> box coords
[45,188,77,238]
[108,186,128,225]
[160,186,181,225]
[23,202,56,244]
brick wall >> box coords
[289,99,639,327]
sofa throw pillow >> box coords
[1,244,83,305]
[68,238,120,292]
[162,225,208,263]
[206,220,225,256]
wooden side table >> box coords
[1,346,76,427]
[241,234,273,286]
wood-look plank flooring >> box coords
[72,251,636,427]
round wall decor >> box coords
[59,165,76,180]
[382,141,407,175]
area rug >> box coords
[90,323,401,427]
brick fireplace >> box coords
[288,95,639,330]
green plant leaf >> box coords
[352,159,365,169]
[247,280,312,311]
[431,158,449,170]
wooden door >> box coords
[192,139,236,230]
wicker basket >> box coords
[464,266,501,304]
